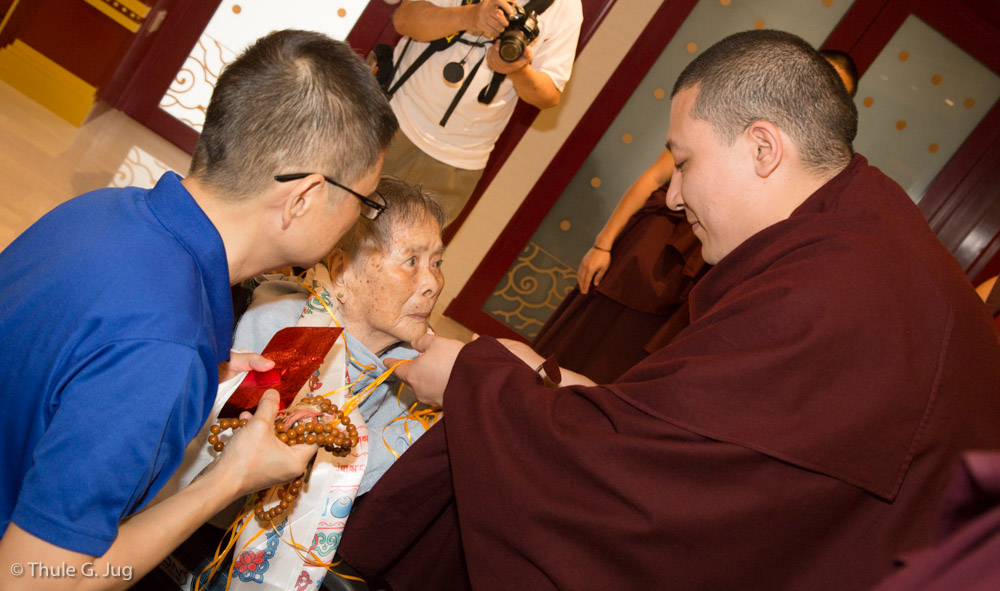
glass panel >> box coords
[484,0,854,340]
[853,14,1000,202]
[158,0,370,132]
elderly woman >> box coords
[233,175,445,491]
[223,176,445,590]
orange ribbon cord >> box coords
[197,278,443,587]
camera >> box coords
[498,4,542,62]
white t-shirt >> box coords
[389,0,582,170]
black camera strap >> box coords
[385,0,480,98]
[440,55,486,126]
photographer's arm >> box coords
[395,0,514,41]
[486,45,561,109]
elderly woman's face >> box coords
[341,217,445,355]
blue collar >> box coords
[145,172,233,362]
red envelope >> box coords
[218,326,343,418]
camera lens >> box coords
[499,32,526,62]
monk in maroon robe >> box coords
[337,30,1000,590]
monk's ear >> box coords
[746,120,783,178]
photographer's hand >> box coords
[487,44,561,109]
[471,0,514,38]
[486,42,532,75]
[394,0,511,41]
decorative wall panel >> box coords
[159,0,369,131]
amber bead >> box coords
[213,442,225,452]
[294,423,306,435]
[240,418,248,427]
[279,499,289,509]
[305,434,316,444]
[340,416,351,426]
[220,419,231,430]
[277,432,289,443]
[208,434,219,445]
[210,424,221,435]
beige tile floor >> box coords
[0,81,193,249]
[0,80,472,340]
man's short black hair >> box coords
[190,30,398,200]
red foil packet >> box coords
[218,326,343,418]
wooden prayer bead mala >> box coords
[207,396,360,522]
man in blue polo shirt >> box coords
[0,30,397,588]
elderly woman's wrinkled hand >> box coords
[386,334,464,408]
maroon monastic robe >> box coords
[338,155,1000,590]
[873,451,1000,591]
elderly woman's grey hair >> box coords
[331,176,447,265]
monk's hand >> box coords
[577,247,611,293]
[216,390,317,495]
[218,351,275,383]
[385,334,463,407]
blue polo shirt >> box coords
[0,172,233,555]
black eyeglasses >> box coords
[274,173,387,220]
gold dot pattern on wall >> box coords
[338,8,347,17]
[686,42,698,54]
[622,133,633,144]
[559,220,572,232]
[232,4,241,14]
[822,0,834,7]
[863,97,874,107]
[928,143,939,154]
[754,19,765,30]
[590,177,602,188]
[965,98,975,109]
[931,74,942,85]
[899,50,910,62]
[654,88,665,99]
[720,0,731,6]
[896,120,907,131]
